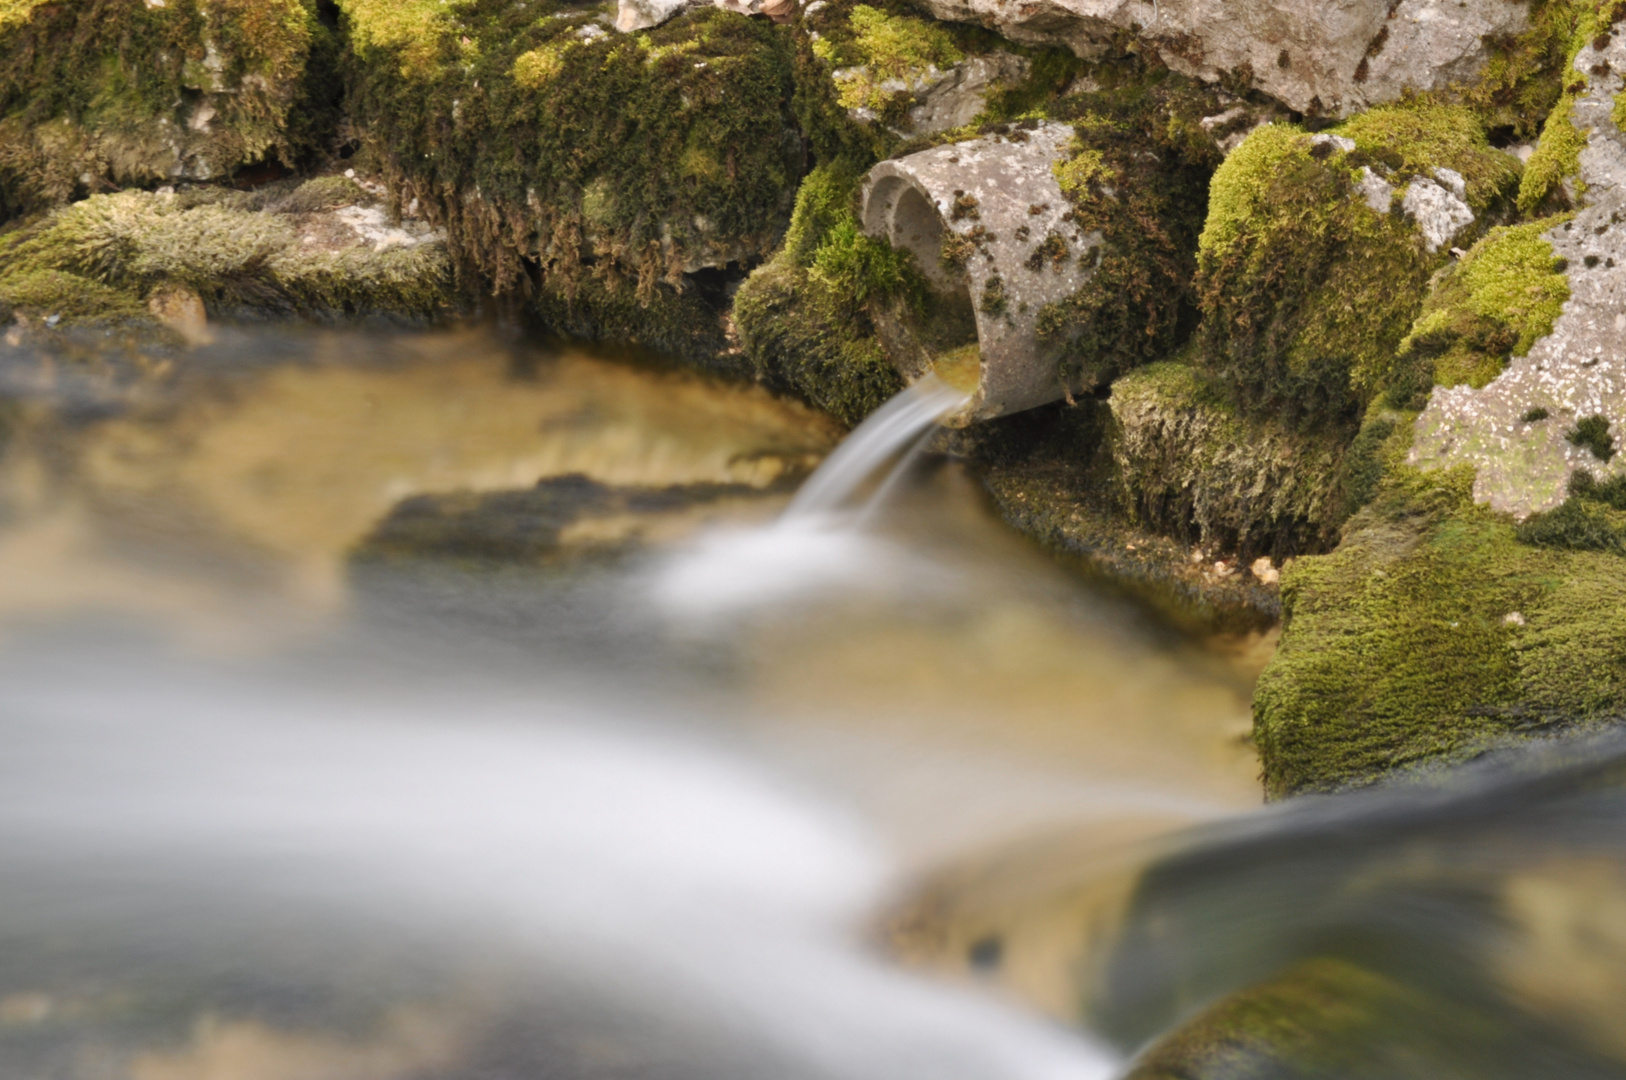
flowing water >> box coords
[0,325,1622,1080]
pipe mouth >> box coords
[858,123,1100,423]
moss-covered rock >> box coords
[1195,103,1521,431]
[0,0,337,219]
[1254,454,1626,797]
[337,0,801,358]
[0,180,453,329]
[1035,67,1223,394]
[1124,958,1496,1080]
[1390,217,1571,401]
[1461,0,1594,142]
[731,161,910,425]
[1109,361,1352,561]
[1514,1,1625,214]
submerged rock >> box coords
[355,472,787,566]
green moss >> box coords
[1255,460,1626,797]
[734,258,904,425]
[1393,217,1570,396]
[1194,104,1519,430]
[1462,0,1590,139]
[527,274,740,373]
[0,0,335,217]
[339,3,800,313]
[823,4,962,115]
[1566,412,1617,460]
[1035,68,1222,393]
[732,160,907,424]
[1515,6,1601,215]
[806,218,924,313]
[0,267,144,324]
[1339,102,1519,212]
[1108,361,1354,559]
[0,189,452,322]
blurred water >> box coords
[2,326,1619,1079]
[0,326,1249,1080]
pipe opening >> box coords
[865,178,981,394]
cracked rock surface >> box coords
[1413,35,1626,518]
[905,0,1526,116]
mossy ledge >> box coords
[337,1,802,366]
[0,181,453,329]
[1254,454,1626,798]
[0,0,338,218]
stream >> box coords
[0,326,1622,1080]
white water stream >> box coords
[653,375,969,617]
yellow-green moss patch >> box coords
[1194,104,1519,430]
[1395,217,1571,394]
[1255,459,1626,797]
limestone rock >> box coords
[836,52,1032,137]
[615,0,706,33]
[905,0,1527,116]
[1413,34,1626,518]
[906,56,1029,134]
[1401,176,1474,254]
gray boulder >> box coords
[907,0,1527,116]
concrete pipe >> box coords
[858,121,1100,423]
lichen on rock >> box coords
[1413,27,1626,520]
